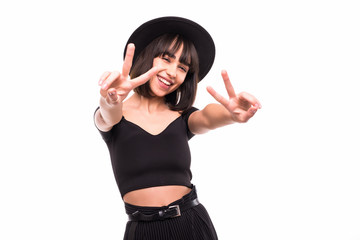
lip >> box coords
[157,75,174,84]
[157,75,174,88]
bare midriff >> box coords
[123,185,192,207]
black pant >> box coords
[123,186,218,240]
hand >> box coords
[98,44,159,105]
[206,70,262,123]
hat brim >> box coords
[124,16,215,81]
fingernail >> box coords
[101,83,107,90]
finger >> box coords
[206,86,229,107]
[101,71,120,90]
[131,66,161,89]
[244,106,259,119]
[99,71,111,86]
[221,70,236,98]
[234,105,258,123]
[238,92,262,109]
[249,105,259,114]
[100,88,107,98]
[107,88,119,103]
[122,43,135,78]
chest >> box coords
[123,111,181,136]
[110,115,192,175]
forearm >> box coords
[189,103,235,134]
[201,103,235,130]
[96,97,123,131]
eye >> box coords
[162,56,170,62]
[179,65,188,73]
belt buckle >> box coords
[167,204,181,218]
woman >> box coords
[94,16,261,240]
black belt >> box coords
[128,198,200,222]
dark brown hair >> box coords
[129,33,199,112]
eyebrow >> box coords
[163,51,176,59]
[163,51,190,66]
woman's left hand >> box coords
[206,70,262,123]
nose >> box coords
[166,63,177,79]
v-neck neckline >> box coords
[122,115,182,136]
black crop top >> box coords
[95,107,198,198]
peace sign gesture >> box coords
[207,70,262,123]
[98,44,159,105]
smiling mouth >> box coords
[157,76,173,86]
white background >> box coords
[1,0,359,239]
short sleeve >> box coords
[94,107,113,142]
[182,107,199,140]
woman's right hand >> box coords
[98,43,159,105]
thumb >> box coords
[106,88,119,104]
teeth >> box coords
[158,77,171,86]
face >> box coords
[149,44,190,97]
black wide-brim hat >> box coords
[124,16,216,81]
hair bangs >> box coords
[154,34,197,72]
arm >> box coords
[188,70,262,135]
[95,92,124,132]
[188,103,234,134]
[95,44,159,132]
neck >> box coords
[132,93,168,114]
